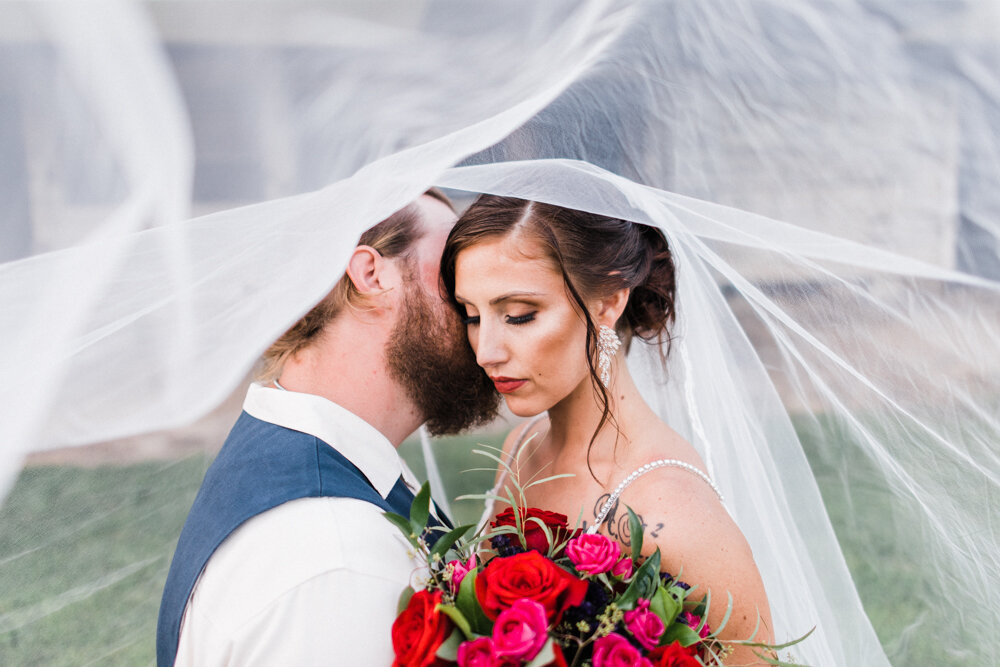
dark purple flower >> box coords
[490,534,526,558]
[561,579,611,628]
[660,571,690,591]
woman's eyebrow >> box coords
[452,291,544,305]
[489,291,543,306]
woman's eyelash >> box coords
[505,312,536,325]
[462,312,536,325]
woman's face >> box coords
[453,233,592,417]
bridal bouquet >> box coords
[385,484,805,667]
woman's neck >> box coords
[545,357,654,466]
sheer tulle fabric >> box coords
[1,1,997,665]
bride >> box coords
[442,195,773,664]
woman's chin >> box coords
[503,396,548,418]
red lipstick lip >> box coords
[491,377,527,394]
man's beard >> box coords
[385,284,500,436]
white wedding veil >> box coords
[1,1,997,665]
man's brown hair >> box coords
[257,188,454,381]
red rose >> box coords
[490,507,578,555]
[648,641,700,667]
[475,551,588,624]
[392,589,453,667]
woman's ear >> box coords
[594,287,630,329]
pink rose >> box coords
[457,637,495,667]
[611,555,633,579]
[565,533,622,575]
[592,632,653,667]
[449,555,476,592]
[679,611,711,640]
[624,599,665,650]
[492,598,549,662]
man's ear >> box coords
[345,245,399,297]
[594,287,630,329]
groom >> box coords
[156,190,499,666]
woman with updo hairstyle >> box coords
[441,195,773,664]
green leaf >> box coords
[453,494,492,503]
[617,548,661,609]
[456,569,493,635]
[662,622,701,647]
[523,473,576,489]
[525,516,555,556]
[438,604,474,640]
[733,627,814,651]
[396,586,415,616]
[524,638,558,667]
[649,585,681,627]
[470,448,508,466]
[626,506,644,561]
[384,512,419,547]
[698,589,711,625]
[477,525,517,552]
[712,591,734,636]
[435,626,464,661]
[410,482,431,534]
[429,523,475,561]
[725,626,815,666]
[753,649,812,667]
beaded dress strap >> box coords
[589,459,725,533]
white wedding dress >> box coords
[1,2,998,665]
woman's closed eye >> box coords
[462,311,536,326]
[505,312,536,325]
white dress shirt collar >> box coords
[242,382,411,498]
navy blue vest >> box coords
[156,411,417,667]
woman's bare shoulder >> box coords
[615,469,774,652]
[627,418,708,469]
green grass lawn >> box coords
[0,457,209,665]
[0,426,987,665]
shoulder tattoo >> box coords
[592,494,664,546]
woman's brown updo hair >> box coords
[440,195,677,465]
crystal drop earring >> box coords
[597,325,621,387]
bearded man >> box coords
[156,191,499,666]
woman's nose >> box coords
[473,320,508,369]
